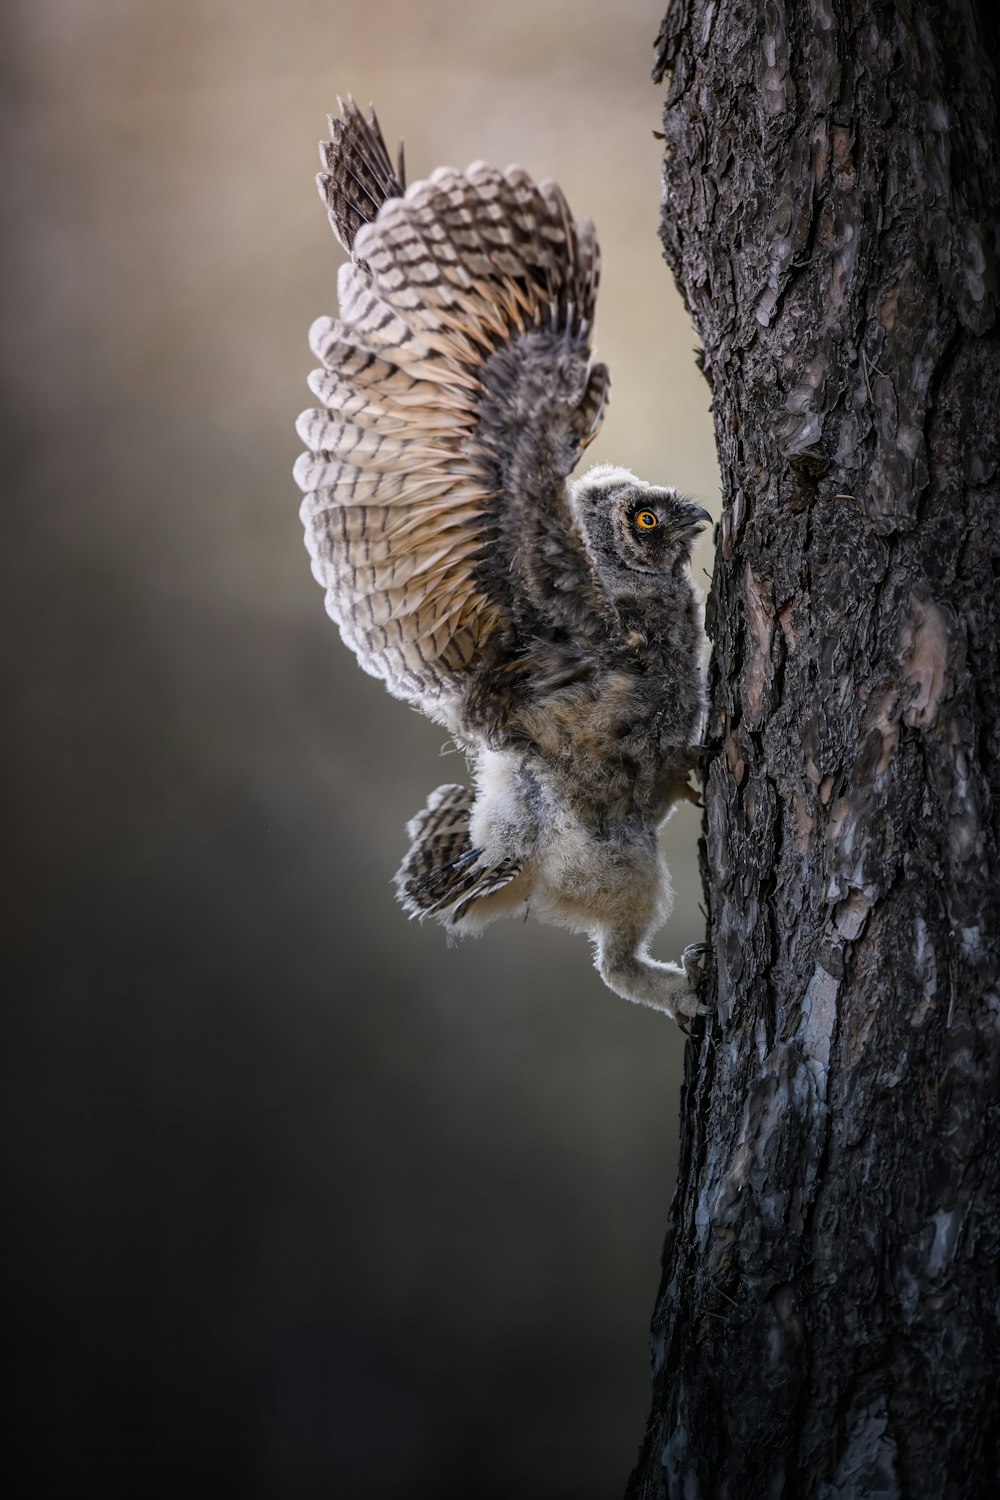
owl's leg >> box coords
[595,930,709,1024]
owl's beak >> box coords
[675,504,712,539]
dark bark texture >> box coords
[629,3,1000,1497]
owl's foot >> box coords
[681,941,710,993]
[681,744,712,805]
[596,935,712,1027]
[676,942,712,1034]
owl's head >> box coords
[570,465,711,581]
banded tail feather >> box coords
[394,784,522,924]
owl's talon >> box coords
[681,941,711,999]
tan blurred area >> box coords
[4,2,719,1496]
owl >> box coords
[294,100,711,1024]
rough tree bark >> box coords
[628,3,1000,1497]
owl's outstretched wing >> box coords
[294,100,610,727]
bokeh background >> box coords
[2,2,720,1496]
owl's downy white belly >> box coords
[464,747,673,941]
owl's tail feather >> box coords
[394,783,521,925]
[317,97,406,256]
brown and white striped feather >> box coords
[295,109,606,720]
[318,97,406,262]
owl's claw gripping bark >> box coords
[680,941,712,1019]
[679,745,710,806]
[596,935,711,1027]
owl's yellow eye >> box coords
[635,510,658,530]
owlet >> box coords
[294,100,711,1024]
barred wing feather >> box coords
[295,103,608,719]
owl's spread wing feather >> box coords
[295,102,610,724]
[317,97,406,260]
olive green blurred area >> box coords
[2,2,719,1496]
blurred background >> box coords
[2,2,719,1496]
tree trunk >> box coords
[629,3,1000,1496]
